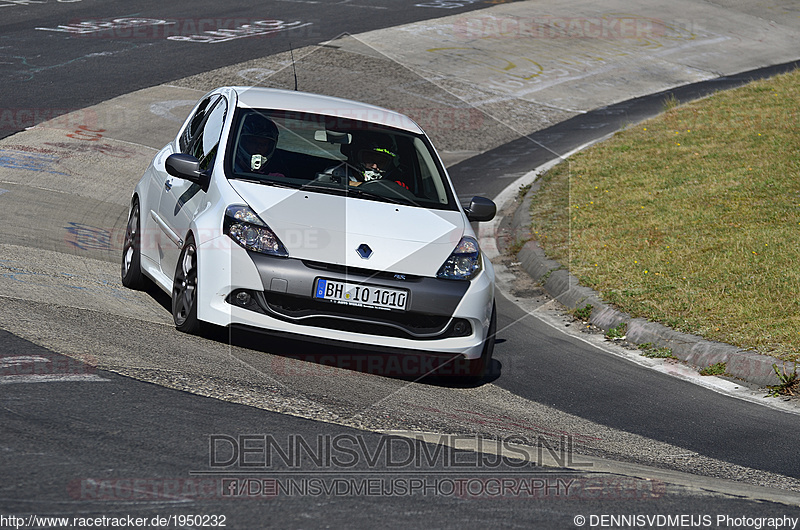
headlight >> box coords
[224,205,288,257]
[436,236,481,280]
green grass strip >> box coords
[529,69,800,362]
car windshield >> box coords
[226,108,457,210]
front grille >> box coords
[301,260,422,282]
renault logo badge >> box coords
[356,243,373,259]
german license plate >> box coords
[314,278,408,311]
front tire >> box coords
[121,199,147,290]
[172,236,201,334]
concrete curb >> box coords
[510,166,789,389]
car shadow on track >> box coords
[142,281,172,311]
[203,323,503,389]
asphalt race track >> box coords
[2,0,800,527]
[0,0,523,139]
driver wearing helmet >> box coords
[328,134,408,189]
[356,142,396,182]
[235,113,286,177]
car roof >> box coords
[231,86,423,135]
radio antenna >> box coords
[290,42,298,91]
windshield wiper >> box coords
[230,176,296,189]
[346,187,404,205]
[299,179,408,205]
[299,181,346,194]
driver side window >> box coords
[187,97,228,171]
[179,96,217,153]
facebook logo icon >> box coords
[221,479,239,497]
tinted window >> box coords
[225,109,456,210]
[179,96,218,153]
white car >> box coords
[121,87,496,378]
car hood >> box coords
[230,181,466,277]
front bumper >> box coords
[195,241,494,359]
[242,252,471,340]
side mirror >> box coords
[165,153,210,191]
[465,196,496,222]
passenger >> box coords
[235,113,287,177]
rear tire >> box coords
[121,200,147,290]
[172,236,201,335]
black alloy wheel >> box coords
[121,200,146,289]
[172,236,201,334]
